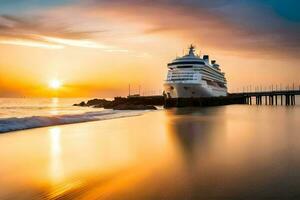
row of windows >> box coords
[168,61,205,66]
[169,71,196,74]
[169,73,195,76]
[168,75,195,77]
[169,78,196,81]
[169,63,222,75]
[202,76,225,84]
[169,72,195,75]
[201,74,225,83]
[200,70,225,82]
[169,67,224,79]
[170,71,224,82]
[168,78,196,81]
[204,80,227,88]
[201,68,224,78]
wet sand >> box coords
[0,105,300,199]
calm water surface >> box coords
[0,104,299,199]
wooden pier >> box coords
[163,90,299,108]
[231,90,300,106]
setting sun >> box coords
[49,79,62,89]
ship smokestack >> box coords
[203,55,209,62]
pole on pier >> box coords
[292,95,295,105]
[139,85,141,96]
[281,95,283,105]
[250,96,252,105]
[293,83,295,91]
[275,95,277,105]
[128,84,131,96]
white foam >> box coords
[0,110,146,133]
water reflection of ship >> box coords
[167,107,223,164]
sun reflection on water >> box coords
[49,127,63,183]
[50,98,59,115]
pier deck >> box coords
[231,90,300,106]
[124,90,300,108]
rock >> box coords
[86,98,110,107]
[74,97,161,110]
[103,101,116,109]
[73,101,86,106]
[112,104,157,110]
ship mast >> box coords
[188,44,195,56]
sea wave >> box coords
[0,110,147,133]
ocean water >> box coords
[0,97,299,199]
[0,98,96,118]
[0,98,147,133]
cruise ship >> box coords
[163,45,227,98]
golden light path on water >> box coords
[49,127,63,183]
[0,104,299,199]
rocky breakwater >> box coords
[73,96,162,110]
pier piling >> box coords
[265,96,267,105]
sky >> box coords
[0,0,299,97]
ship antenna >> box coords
[189,44,195,55]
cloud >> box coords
[40,36,111,49]
[0,14,125,50]
[81,0,300,58]
[0,0,299,57]
[0,39,64,49]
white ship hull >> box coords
[164,83,227,98]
